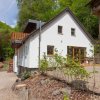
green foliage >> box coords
[21,70,31,80]
[65,56,89,79]
[0,21,14,60]
[71,0,98,39]
[40,53,48,73]
[17,0,55,30]
[17,0,98,38]
[53,53,89,80]
[2,63,9,71]
[94,43,100,54]
[63,93,69,100]
[40,59,48,73]
[54,52,66,68]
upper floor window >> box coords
[58,26,63,34]
[71,28,75,36]
[47,45,54,56]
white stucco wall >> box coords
[13,54,18,73]
[28,12,94,68]
[17,39,30,68]
[29,34,39,68]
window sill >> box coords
[58,33,63,35]
[71,35,76,37]
[47,55,54,57]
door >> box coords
[67,46,86,63]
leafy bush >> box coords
[52,53,89,80]
[3,63,8,71]
[21,71,31,80]
[40,59,48,73]
[40,51,89,80]
[65,56,89,80]
[63,93,69,100]
[94,43,100,54]
[54,53,66,68]
[40,53,48,73]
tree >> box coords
[0,22,14,60]
[71,0,98,39]
[17,0,98,39]
[17,0,55,29]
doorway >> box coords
[67,46,86,63]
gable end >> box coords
[23,7,95,45]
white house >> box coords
[11,8,94,74]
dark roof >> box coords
[23,19,45,33]
[22,7,95,44]
[23,19,37,33]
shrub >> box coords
[40,53,48,73]
[63,93,69,100]
[65,56,89,80]
[54,53,66,68]
[40,59,48,73]
[21,70,31,80]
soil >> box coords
[20,73,100,100]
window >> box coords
[67,46,86,63]
[47,45,54,55]
[71,28,75,36]
[58,26,63,34]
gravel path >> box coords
[0,71,21,100]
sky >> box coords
[0,0,18,27]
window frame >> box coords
[47,45,54,56]
[71,28,76,36]
[58,25,63,34]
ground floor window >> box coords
[67,46,86,63]
[47,45,54,56]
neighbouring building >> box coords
[11,8,94,74]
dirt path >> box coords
[0,71,21,100]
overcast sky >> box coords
[0,0,18,27]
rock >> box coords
[32,71,39,76]
[16,78,21,83]
[52,90,61,96]
[60,87,71,95]
[40,79,50,85]
[40,80,45,85]
[15,84,27,90]
[71,80,87,90]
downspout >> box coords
[39,21,41,69]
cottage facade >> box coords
[11,8,94,74]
